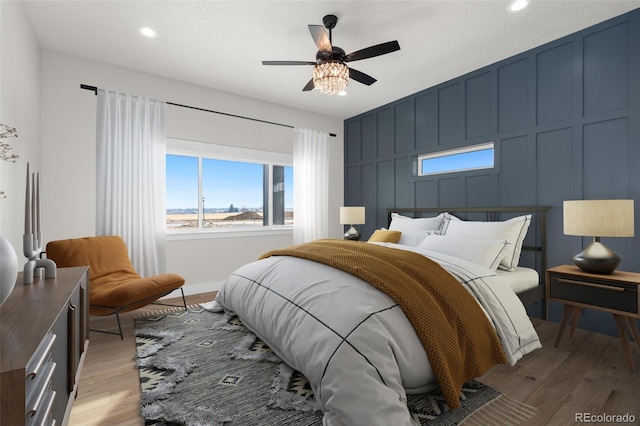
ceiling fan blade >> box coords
[344,40,400,62]
[308,24,332,52]
[262,61,316,66]
[349,68,377,86]
[302,79,315,91]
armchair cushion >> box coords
[46,236,185,315]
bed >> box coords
[214,205,550,426]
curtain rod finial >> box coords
[80,84,98,95]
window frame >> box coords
[417,142,495,176]
[166,138,293,239]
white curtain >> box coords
[293,128,329,244]
[96,89,166,277]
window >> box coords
[166,140,293,233]
[418,142,494,176]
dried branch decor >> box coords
[0,123,19,198]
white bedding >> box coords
[495,266,540,293]
[216,243,541,426]
[381,239,541,294]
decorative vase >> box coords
[0,235,19,305]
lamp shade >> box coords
[340,206,365,225]
[563,200,634,237]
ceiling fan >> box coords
[262,14,401,95]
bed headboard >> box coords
[386,206,551,318]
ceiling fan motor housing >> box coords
[315,46,346,64]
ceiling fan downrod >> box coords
[323,14,338,45]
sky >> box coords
[167,147,492,209]
[166,154,293,210]
[421,147,494,175]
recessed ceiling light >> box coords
[338,90,347,96]
[508,0,530,12]
[138,27,158,38]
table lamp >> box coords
[340,206,365,241]
[563,199,634,274]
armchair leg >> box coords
[90,288,186,340]
[151,288,188,311]
[180,287,187,309]
[90,309,124,339]
[115,309,124,340]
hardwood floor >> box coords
[480,319,640,425]
[69,294,640,426]
[68,292,217,426]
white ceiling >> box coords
[21,1,640,120]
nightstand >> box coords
[546,265,640,370]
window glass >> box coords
[284,166,293,225]
[165,144,293,232]
[418,142,494,176]
[166,154,199,230]
[202,159,264,228]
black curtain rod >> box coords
[80,84,337,137]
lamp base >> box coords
[572,240,621,275]
[343,226,361,241]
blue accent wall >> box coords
[344,9,640,336]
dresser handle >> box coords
[34,389,56,426]
[68,302,77,393]
[26,333,56,380]
[557,278,625,292]
[26,361,56,417]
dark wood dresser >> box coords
[1,266,89,425]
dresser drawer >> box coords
[549,274,638,314]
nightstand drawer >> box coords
[549,274,638,314]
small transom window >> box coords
[418,142,494,176]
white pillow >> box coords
[442,214,531,271]
[418,235,510,271]
[438,212,461,234]
[389,212,445,233]
[397,230,439,247]
[389,213,445,247]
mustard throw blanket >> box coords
[260,239,507,409]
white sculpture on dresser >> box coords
[0,235,18,304]
[23,162,56,284]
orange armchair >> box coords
[46,236,186,339]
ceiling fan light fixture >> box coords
[313,62,349,95]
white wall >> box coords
[0,1,40,253]
[39,50,344,294]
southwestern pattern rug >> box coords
[134,305,537,426]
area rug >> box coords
[134,306,537,426]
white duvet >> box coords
[215,242,541,426]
